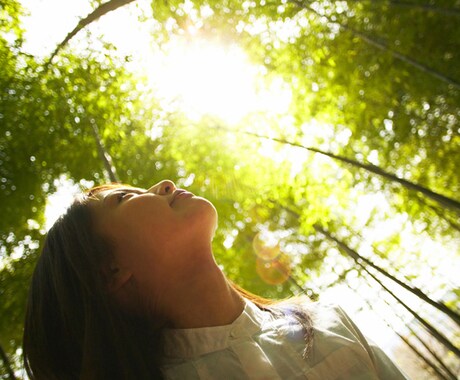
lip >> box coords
[170,189,194,206]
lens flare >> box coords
[252,231,281,261]
[256,253,292,285]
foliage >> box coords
[1,0,459,377]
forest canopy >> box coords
[0,0,459,378]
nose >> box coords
[147,180,177,195]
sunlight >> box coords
[144,38,290,123]
[20,0,291,124]
[44,176,94,231]
[20,0,92,56]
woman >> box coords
[23,180,409,379]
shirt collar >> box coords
[162,298,271,359]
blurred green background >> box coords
[1,0,459,378]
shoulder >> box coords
[298,301,410,380]
[272,297,364,333]
[274,299,378,357]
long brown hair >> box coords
[23,186,164,379]
[23,185,313,379]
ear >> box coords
[104,264,133,293]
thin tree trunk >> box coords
[0,343,16,380]
[288,275,312,297]
[276,203,460,326]
[365,267,460,358]
[358,273,458,380]
[396,333,452,380]
[275,202,460,329]
[45,0,136,66]
[359,295,453,380]
[404,327,458,380]
[90,122,119,182]
[427,204,460,233]
[352,259,460,358]
[217,126,460,214]
[379,298,459,380]
[342,223,460,312]
[345,0,460,17]
[322,266,354,289]
[290,0,460,90]
[314,224,460,357]
[315,226,460,326]
[414,194,460,233]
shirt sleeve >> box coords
[333,306,410,380]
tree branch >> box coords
[346,0,460,17]
[215,126,460,214]
[90,122,120,182]
[45,0,137,66]
[0,343,17,380]
[315,225,460,327]
[359,291,455,380]
[317,225,460,358]
[290,0,460,90]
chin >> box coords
[192,195,216,210]
[198,196,218,220]
[191,197,218,232]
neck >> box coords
[159,250,245,329]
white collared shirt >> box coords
[161,299,409,379]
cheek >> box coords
[111,223,152,260]
[116,221,174,259]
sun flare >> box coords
[144,38,290,123]
[20,0,290,124]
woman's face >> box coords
[90,180,218,297]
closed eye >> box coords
[117,192,128,202]
[103,188,144,208]
[116,188,144,203]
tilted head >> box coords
[23,180,217,379]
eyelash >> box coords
[117,192,127,202]
[115,189,143,203]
